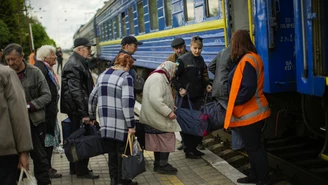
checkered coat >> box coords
[88,68,135,142]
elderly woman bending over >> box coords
[140,61,181,175]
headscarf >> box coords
[154,61,177,80]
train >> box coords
[73,0,328,163]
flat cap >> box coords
[121,36,143,46]
[171,38,185,48]
[74,37,96,48]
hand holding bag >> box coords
[121,133,146,180]
[175,94,209,136]
[200,97,225,133]
[18,168,37,185]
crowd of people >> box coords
[0,29,271,185]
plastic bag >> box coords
[18,168,37,185]
[132,137,142,156]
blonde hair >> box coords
[191,36,203,48]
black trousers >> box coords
[154,152,169,166]
[68,115,89,175]
[103,138,127,180]
[238,120,269,181]
[30,123,51,185]
[0,155,19,185]
[181,132,203,153]
[57,61,62,74]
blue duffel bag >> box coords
[200,100,226,133]
[175,95,208,136]
[63,124,104,162]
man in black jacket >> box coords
[60,37,99,179]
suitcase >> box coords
[63,125,104,162]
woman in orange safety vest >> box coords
[225,30,271,185]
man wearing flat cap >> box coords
[167,38,187,63]
[113,36,143,95]
[60,37,99,179]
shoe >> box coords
[237,176,258,183]
[118,179,138,185]
[49,168,62,178]
[177,144,184,150]
[157,164,178,175]
[185,152,201,159]
[256,181,271,185]
[76,171,99,179]
[193,149,205,156]
[70,169,93,175]
[197,143,205,150]
[111,178,118,185]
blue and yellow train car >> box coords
[79,0,328,160]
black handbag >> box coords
[121,133,146,180]
[175,95,209,136]
[63,124,104,162]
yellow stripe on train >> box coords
[326,77,328,85]
[99,19,225,46]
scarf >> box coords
[43,61,60,91]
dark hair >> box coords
[114,53,134,68]
[3,43,24,57]
[191,36,203,47]
[231,30,257,60]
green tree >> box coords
[0,20,11,49]
[31,23,56,50]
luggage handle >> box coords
[122,133,142,157]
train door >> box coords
[294,0,327,96]
[253,0,296,93]
[228,0,296,93]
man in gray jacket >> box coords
[208,45,244,151]
[0,64,33,185]
[4,43,51,185]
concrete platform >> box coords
[40,146,236,185]
[35,54,242,185]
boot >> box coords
[237,176,258,183]
[153,152,160,172]
[157,164,178,175]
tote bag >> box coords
[175,95,208,136]
[18,168,37,185]
[121,133,146,180]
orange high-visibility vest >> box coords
[224,52,271,129]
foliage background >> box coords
[0,0,56,60]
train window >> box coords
[121,12,127,36]
[105,22,108,41]
[116,16,121,38]
[108,21,112,40]
[164,0,172,27]
[111,19,115,39]
[128,7,135,34]
[205,0,219,18]
[149,0,158,30]
[137,1,145,33]
[184,0,194,22]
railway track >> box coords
[205,130,328,185]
